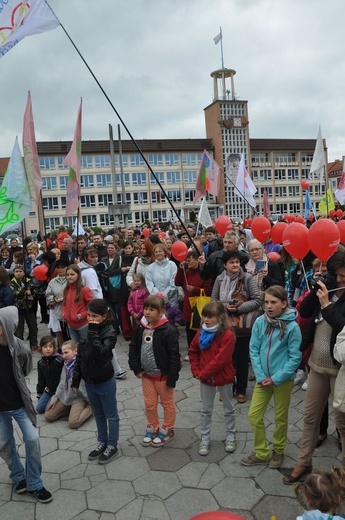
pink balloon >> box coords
[282,223,309,259]
[308,219,340,261]
[251,217,271,242]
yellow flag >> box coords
[318,188,335,215]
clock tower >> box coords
[204,68,252,218]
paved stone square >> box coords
[0,325,342,520]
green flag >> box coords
[0,137,32,234]
[318,188,335,215]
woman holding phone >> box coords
[245,239,285,293]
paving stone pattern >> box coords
[0,323,342,520]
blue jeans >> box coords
[36,392,52,414]
[85,377,119,447]
[0,408,43,491]
[68,324,88,343]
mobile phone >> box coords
[255,260,265,270]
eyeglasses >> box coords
[249,248,262,252]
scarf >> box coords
[141,256,152,265]
[64,356,76,390]
[199,323,219,350]
[264,312,287,340]
[219,271,240,303]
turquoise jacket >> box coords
[249,308,302,386]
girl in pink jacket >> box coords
[127,273,149,329]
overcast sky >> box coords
[1,0,345,161]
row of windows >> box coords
[252,168,320,183]
[40,153,203,170]
[41,170,198,190]
[42,189,196,211]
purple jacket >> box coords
[165,302,182,327]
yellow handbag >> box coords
[189,289,211,331]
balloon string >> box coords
[300,260,309,291]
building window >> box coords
[251,153,269,165]
[288,186,300,197]
[150,172,165,185]
[57,156,68,169]
[275,186,287,197]
[96,174,112,187]
[95,155,110,168]
[59,176,68,189]
[115,173,130,186]
[151,191,166,203]
[61,196,66,209]
[301,152,313,163]
[167,190,181,202]
[42,177,57,190]
[184,189,196,202]
[132,172,147,185]
[166,171,181,184]
[80,175,94,188]
[62,217,74,228]
[82,215,97,227]
[44,217,60,230]
[40,157,55,170]
[133,192,148,204]
[274,169,286,181]
[152,210,167,222]
[99,214,115,226]
[289,202,300,213]
[165,153,179,166]
[287,169,299,180]
[276,203,288,214]
[117,193,131,204]
[98,194,114,206]
[114,154,128,167]
[148,153,163,166]
[274,153,296,164]
[259,187,273,197]
[134,211,149,223]
[301,168,310,179]
[184,170,197,184]
[42,197,59,210]
[182,153,197,165]
[81,195,96,207]
[81,156,93,168]
[130,154,145,167]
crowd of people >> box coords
[2,219,345,511]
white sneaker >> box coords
[294,369,307,386]
[184,355,190,362]
[302,376,309,391]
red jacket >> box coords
[175,267,212,321]
[62,285,94,328]
[189,328,235,386]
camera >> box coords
[228,299,239,306]
[94,262,107,273]
[309,272,337,292]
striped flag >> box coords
[262,188,271,217]
[0,0,59,59]
[193,150,220,203]
[64,101,82,216]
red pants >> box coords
[142,376,176,431]
[121,304,133,340]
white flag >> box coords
[197,198,212,228]
[214,31,222,45]
[235,154,257,208]
[180,207,185,223]
[335,159,345,205]
[310,125,325,181]
[72,218,85,237]
[0,0,59,59]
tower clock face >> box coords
[233,117,241,127]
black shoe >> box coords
[27,487,53,503]
[316,434,327,448]
[98,445,118,464]
[14,479,27,494]
[88,442,107,460]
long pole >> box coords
[223,167,258,216]
[219,26,224,69]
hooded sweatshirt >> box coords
[0,306,36,425]
[297,510,344,520]
[249,307,302,386]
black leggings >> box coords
[233,335,250,395]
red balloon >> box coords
[159,232,166,239]
[282,223,309,259]
[171,241,188,261]
[284,214,296,223]
[270,222,288,244]
[301,180,310,190]
[295,215,305,224]
[251,217,271,242]
[336,209,343,219]
[215,216,232,236]
[338,220,345,243]
[308,219,340,261]
[267,252,281,261]
[142,228,150,238]
[243,218,253,228]
[190,513,245,520]
[33,265,48,281]
[329,209,336,218]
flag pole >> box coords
[223,167,258,217]
[55,16,201,254]
[219,26,224,69]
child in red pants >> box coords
[129,295,181,446]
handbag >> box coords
[189,289,211,331]
[227,283,262,334]
[109,255,122,290]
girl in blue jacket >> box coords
[241,285,301,469]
